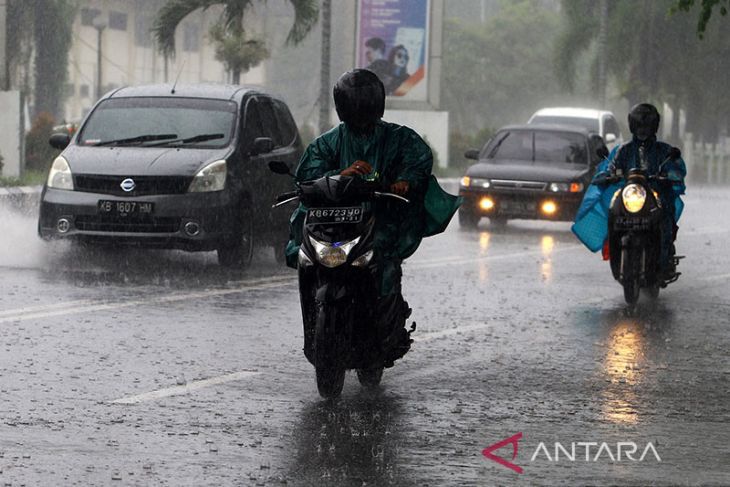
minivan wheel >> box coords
[273,244,287,265]
[217,211,254,269]
[458,209,479,229]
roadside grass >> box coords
[0,170,46,188]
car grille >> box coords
[491,179,547,191]
[75,215,181,233]
[74,175,192,196]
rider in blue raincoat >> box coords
[572,103,686,277]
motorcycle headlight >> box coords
[308,236,360,268]
[47,156,74,190]
[622,184,646,213]
[188,160,227,192]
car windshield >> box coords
[530,115,599,133]
[78,97,237,148]
[483,130,588,165]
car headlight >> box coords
[549,182,568,192]
[188,160,227,192]
[47,156,74,190]
[622,184,646,213]
[461,176,490,188]
[308,236,360,268]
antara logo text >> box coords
[482,433,661,474]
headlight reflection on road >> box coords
[479,231,491,281]
[540,235,554,282]
[601,320,644,424]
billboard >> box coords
[356,0,430,101]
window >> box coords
[135,14,152,47]
[486,130,587,165]
[80,8,101,26]
[109,11,128,31]
[257,99,281,147]
[242,99,264,150]
[603,116,621,138]
[182,22,200,52]
[273,99,298,147]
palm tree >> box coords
[153,0,319,84]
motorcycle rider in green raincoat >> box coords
[286,69,460,364]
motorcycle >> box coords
[597,147,683,305]
[269,161,413,398]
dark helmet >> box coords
[333,69,385,129]
[628,103,660,141]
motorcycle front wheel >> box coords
[356,367,383,388]
[621,246,641,305]
[314,305,346,399]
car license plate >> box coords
[307,207,363,224]
[98,200,154,216]
[501,201,536,214]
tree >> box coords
[153,0,319,84]
[554,0,730,142]
[671,0,729,37]
[442,1,562,134]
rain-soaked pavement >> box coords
[0,188,728,486]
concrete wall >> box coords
[385,109,449,168]
[0,90,24,177]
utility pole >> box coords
[318,0,331,134]
[597,0,608,106]
[93,15,107,100]
[0,0,7,90]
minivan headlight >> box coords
[622,184,646,213]
[188,160,227,192]
[308,236,360,268]
[47,156,74,190]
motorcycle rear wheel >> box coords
[356,367,383,388]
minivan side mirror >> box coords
[464,149,480,160]
[49,133,71,150]
[604,133,617,144]
[251,137,274,155]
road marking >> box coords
[0,275,297,324]
[110,370,260,404]
[0,299,98,317]
[410,244,583,269]
[698,272,730,282]
[414,322,492,342]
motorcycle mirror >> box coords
[268,160,293,176]
[596,146,609,160]
[669,147,681,160]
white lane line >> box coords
[110,370,260,404]
[0,275,297,324]
[0,299,98,317]
[410,244,583,270]
[698,272,730,282]
[414,322,492,342]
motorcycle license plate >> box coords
[307,207,363,224]
[614,216,650,230]
[98,200,154,216]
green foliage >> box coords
[442,1,562,134]
[447,127,495,175]
[153,0,318,82]
[556,0,730,142]
[671,0,729,37]
[25,113,61,173]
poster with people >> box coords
[357,0,430,101]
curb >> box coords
[0,185,42,196]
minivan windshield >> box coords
[78,97,237,148]
[530,115,599,133]
[483,130,588,165]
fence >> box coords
[682,135,730,184]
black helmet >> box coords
[333,69,385,130]
[628,103,660,141]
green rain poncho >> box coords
[286,121,461,294]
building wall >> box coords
[63,0,264,123]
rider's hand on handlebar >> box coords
[390,180,409,196]
[340,160,373,177]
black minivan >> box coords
[38,84,302,268]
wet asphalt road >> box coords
[0,188,728,486]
